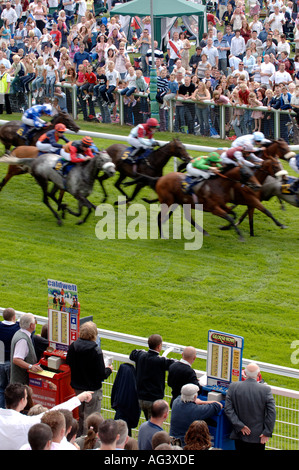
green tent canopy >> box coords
[110,0,207,46]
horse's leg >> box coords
[183,204,209,236]
[211,206,245,242]
[0,166,26,192]
[114,173,131,203]
[97,173,109,203]
[249,201,287,234]
[35,177,63,225]
[75,197,96,225]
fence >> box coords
[1,307,298,450]
[23,83,299,144]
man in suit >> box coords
[129,334,174,420]
[225,362,276,450]
[167,346,201,407]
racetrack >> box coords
[0,119,298,390]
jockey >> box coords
[36,123,69,154]
[231,131,269,150]
[20,103,53,140]
[54,136,95,176]
[283,151,299,192]
[221,143,263,168]
[127,117,160,160]
[186,152,222,180]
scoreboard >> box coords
[206,330,244,389]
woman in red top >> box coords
[240,19,252,45]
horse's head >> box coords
[261,157,284,177]
[263,138,292,159]
[95,150,116,177]
[171,139,192,163]
[239,165,262,191]
[53,111,80,133]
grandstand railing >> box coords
[26,85,297,143]
[1,308,299,450]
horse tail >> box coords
[124,173,160,189]
[0,156,35,166]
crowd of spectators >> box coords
[0,310,277,451]
[0,0,298,140]
[0,1,298,140]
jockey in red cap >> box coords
[127,117,160,161]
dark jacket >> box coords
[66,338,112,391]
[129,349,174,402]
[167,360,201,407]
[111,363,141,429]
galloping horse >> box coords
[0,111,80,151]
[220,156,287,236]
[0,112,80,192]
[99,138,191,204]
[132,166,262,241]
[0,150,115,225]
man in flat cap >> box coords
[170,383,222,448]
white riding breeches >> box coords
[186,162,211,179]
[128,136,151,150]
[21,116,45,128]
[36,141,59,153]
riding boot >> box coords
[129,147,144,163]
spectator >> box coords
[27,423,53,450]
[0,308,20,407]
[167,346,201,407]
[129,334,174,420]
[98,419,119,450]
[170,383,222,448]
[75,411,103,450]
[176,74,196,134]
[167,31,183,74]
[66,321,113,436]
[0,383,93,450]
[214,30,230,76]
[39,410,69,450]
[135,28,151,77]
[202,37,219,69]
[137,399,169,450]
[115,419,129,449]
[10,313,42,385]
[59,408,78,450]
[151,430,171,450]
[189,46,202,75]
[225,362,276,450]
[32,323,48,362]
[1,2,18,35]
[184,420,213,450]
[230,29,246,59]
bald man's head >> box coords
[182,346,197,364]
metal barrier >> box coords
[1,307,299,450]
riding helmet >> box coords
[253,131,264,142]
[55,123,67,132]
[82,136,93,147]
[146,118,159,127]
[208,152,221,162]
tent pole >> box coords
[149,0,159,122]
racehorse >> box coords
[99,138,191,204]
[0,146,39,192]
[131,165,262,241]
[0,150,115,225]
[220,156,287,236]
[0,111,80,151]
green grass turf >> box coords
[0,114,298,390]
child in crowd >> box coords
[120,66,137,106]
[76,63,86,97]
[161,72,179,110]
[248,91,263,132]
[82,63,97,101]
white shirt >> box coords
[230,36,246,57]
[270,70,292,85]
[12,328,32,361]
[0,396,81,450]
[167,39,183,60]
[269,12,284,33]
[1,7,18,25]
[260,61,275,84]
[77,0,87,17]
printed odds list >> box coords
[49,309,69,345]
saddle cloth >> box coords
[181,175,206,195]
[121,147,152,163]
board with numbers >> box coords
[206,330,244,389]
[47,279,80,350]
